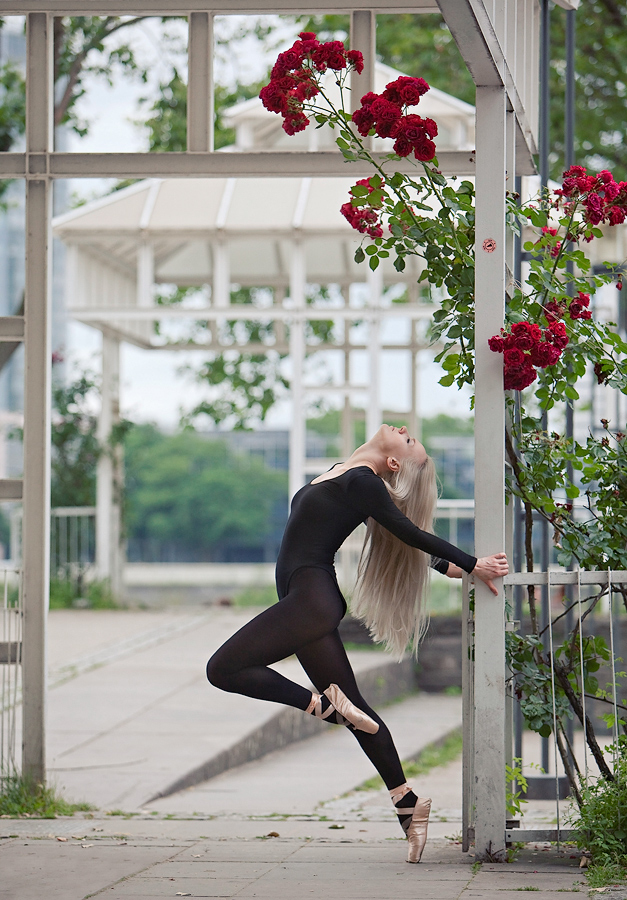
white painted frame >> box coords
[0,0,577,858]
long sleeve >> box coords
[346,470,476,574]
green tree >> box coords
[124,424,287,557]
[142,69,267,152]
[50,372,101,508]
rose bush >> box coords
[263,34,627,803]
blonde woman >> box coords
[207,424,508,862]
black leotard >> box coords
[275,465,476,599]
[207,464,477,793]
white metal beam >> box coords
[96,336,122,599]
[22,12,53,785]
[0,1,441,12]
[288,244,306,500]
[188,12,215,153]
[350,11,376,115]
[437,0,538,166]
[472,84,507,862]
[366,268,382,439]
[0,150,500,178]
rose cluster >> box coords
[340,178,384,239]
[260,33,364,135]
[351,77,437,161]
[556,164,627,227]
[488,320,568,391]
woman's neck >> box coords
[345,447,382,475]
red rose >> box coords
[351,106,375,136]
[392,133,413,158]
[383,76,429,107]
[547,321,569,349]
[504,348,525,368]
[511,321,542,350]
[312,41,347,72]
[346,50,364,73]
[608,207,626,225]
[530,342,561,368]
[544,300,564,323]
[576,291,590,306]
[568,301,583,318]
[504,362,537,391]
[294,77,319,102]
[359,92,378,107]
[413,139,436,161]
[488,335,505,353]
[584,193,604,225]
[260,81,289,114]
[283,111,309,135]
[370,98,402,138]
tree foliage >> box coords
[124,423,287,555]
[50,373,102,508]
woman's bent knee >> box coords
[206,652,232,691]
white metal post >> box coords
[366,268,382,439]
[96,336,122,599]
[187,12,214,153]
[22,12,53,784]
[289,243,306,500]
[350,10,376,114]
[473,85,508,861]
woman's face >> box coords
[376,424,428,467]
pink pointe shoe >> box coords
[390,783,431,863]
[304,684,379,734]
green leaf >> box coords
[354,247,365,264]
[369,256,380,271]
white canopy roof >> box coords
[52,63,475,347]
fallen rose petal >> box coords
[56,836,67,842]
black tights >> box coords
[207,567,406,790]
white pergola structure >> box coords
[51,66,476,590]
[0,1,577,860]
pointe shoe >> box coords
[390,783,431,863]
[323,683,379,734]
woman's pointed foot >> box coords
[390,783,431,863]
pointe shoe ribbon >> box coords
[323,683,379,734]
[390,783,431,864]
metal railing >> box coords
[462,568,627,850]
[10,506,96,581]
[0,568,22,786]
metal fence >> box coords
[0,568,22,787]
[462,568,627,850]
[11,507,96,583]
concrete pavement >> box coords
[0,609,595,899]
[0,815,588,900]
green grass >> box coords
[515,888,539,892]
[0,775,93,818]
[49,577,119,610]
[232,585,278,608]
[354,728,463,793]
[585,862,627,889]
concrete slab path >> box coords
[43,609,395,810]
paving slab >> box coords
[40,609,397,810]
[148,692,461,816]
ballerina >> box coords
[207,423,508,862]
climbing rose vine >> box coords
[262,35,627,806]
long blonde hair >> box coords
[351,455,438,659]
